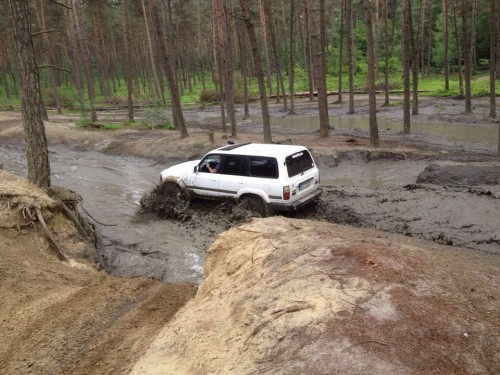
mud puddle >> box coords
[2,144,499,285]
[0,144,213,283]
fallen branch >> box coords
[35,208,68,262]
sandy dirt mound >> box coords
[0,173,197,375]
[132,217,499,375]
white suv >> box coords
[159,142,322,216]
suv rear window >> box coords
[249,156,278,179]
[286,150,314,177]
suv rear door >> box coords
[285,149,318,202]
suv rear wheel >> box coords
[240,195,273,217]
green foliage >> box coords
[141,107,174,130]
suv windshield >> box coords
[286,150,314,177]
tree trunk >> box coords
[240,0,272,143]
[374,0,380,80]
[197,0,207,94]
[346,0,355,114]
[150,0,188,138]
[383,0,390,106]
[258,0,274,95]
[410,0,425,115]
[442,0,449,90]
[265,0,288,112]
[216,0,237,137]
[461,0,472,113]
[362,0,380,147]
[489,0,496,119]
[74,0,97,123]
[304,0,329,138]
[288,0,296,114]
[302,7,314,102]
[212,14,226,132]
[123,0,134,122]
[37,0,61,115]
[7,0,51,189]
[471,0,477,68]
[140,0,164,106]
[337,0,345,104]
[390,0,397,56]
[452,0,464,97]
[426,0,433,75]
[402,0,411,134]
[497,5,500,79]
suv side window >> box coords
[220,155,246,176]
[248,156,278,179]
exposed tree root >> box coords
[35,207,68,262]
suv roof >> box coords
[214,143,307,157]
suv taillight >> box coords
[283,185,290,200]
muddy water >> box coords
[259,115,499,151]
[2,142,499,284]
[0,144,211,283]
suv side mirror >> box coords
[194,166,199,173]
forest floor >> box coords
[0,95,499,374]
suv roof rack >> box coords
[218,142,252,151]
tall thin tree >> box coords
[402,0,412,133]
[304,0,329,138]
[489,0,496,120]
[442,0,449,90]
[288,0,297,114]
[240,0,272,143]
[461,0,472,113]
[346,0,355,114]
[7,0,50,188]
[362,0,380,147]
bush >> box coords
[141,107,174,130]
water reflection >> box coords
[252,114,499,149]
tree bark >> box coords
[442,0,450,90]
[288,0,297,114]
[471,0,477,68]
[123,0,134,122]
[265,0,288,112]
[489,0,496,119]
[346,0,355,114]
[140,0,164,106]
[426,0,433,75]
[362,0,380,147]
[258,0,274,95]
[150,0,188,138]
[73,0,97,123]
[461,0,472,113]
[452,0,464,97]
[383,0,390,106]
[240,0,272,143]
[402,0,411,134]
[304,0,329,138]
[337,0,345,104]
[215,0,237,137]
[7,0,51,189]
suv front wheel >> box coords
[159,181,188,201]
[239,195,273,217]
